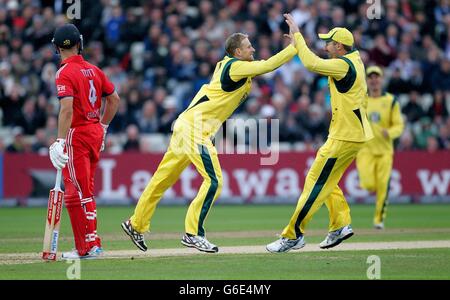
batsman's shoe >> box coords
[266,236,305,253]
[88,246,103,256]
[374,222,384,230]
[319,225,354,249]
[61,246,103,260]
[121,219,147,252]
[61,250,81,260]
[181,233,218,253]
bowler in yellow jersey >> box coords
[267,14,373,253]
[356,66,404,229]
[121,32,298,253]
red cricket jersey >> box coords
[55,55,115,128]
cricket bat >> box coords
[42,169,64,261]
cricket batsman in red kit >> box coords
[48,24,120,259]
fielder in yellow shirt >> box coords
[121,32,298,253]
[267,14,373,253]
[356,66,404,229]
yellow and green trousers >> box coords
[130,120,223,236]
[282,138,364,239]
[356,149,393,225]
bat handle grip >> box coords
[54,169,62,190]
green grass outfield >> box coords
[1,204,450,279]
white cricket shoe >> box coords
[319,225,354,249]
[266,236,305,253]
[181,233,219,253]
[61,246,103,260]
[121,219,147,251]
[374,222,384,230]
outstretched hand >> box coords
[284,13,300,34]
[283,13,300,48]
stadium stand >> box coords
[0,0,449,154]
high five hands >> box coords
[283,13,300,47]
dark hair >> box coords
[225,33,248,57]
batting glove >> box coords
[100,123,108,151]
[49,138,69,170]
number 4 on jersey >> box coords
[88,79,97,107]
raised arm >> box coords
[284,13,348,79]
[229,45,297,80]
[293,33,349,79]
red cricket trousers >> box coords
[63,123,103,256]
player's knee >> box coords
[210,176,220,190]
[359,176,375,192]
[206,175,222,193]
[362,183,375,192]
[215,177,223,194]
[63,179,78,196]
[361,181,375,190]
[64,195,80,208]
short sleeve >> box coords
[55,71,74,99]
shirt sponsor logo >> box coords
[370,112,381,123]
[86,109,100,119]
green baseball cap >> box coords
[318,27,354,46]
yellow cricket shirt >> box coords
[363,92,404,155]
[294,32,373,143]
[178,45,297,137]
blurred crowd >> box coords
[0,0,449,155]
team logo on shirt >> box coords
[370,112,381,123]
